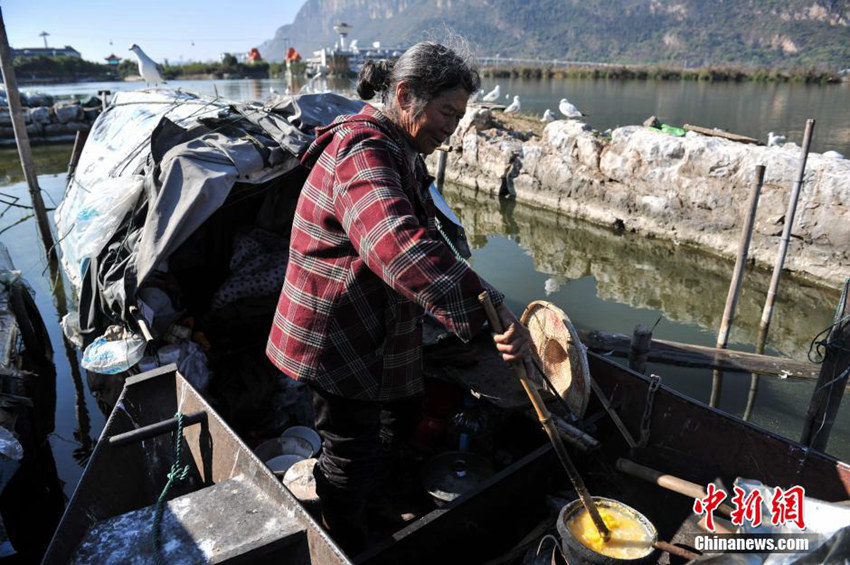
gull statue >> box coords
[129,44,165,86]
[541,109,557,122]
[481,84,500,102]
[504,95,520,113]
[559,97,585,119]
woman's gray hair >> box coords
[357,41,480,117]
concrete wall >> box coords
[430,109,850,288]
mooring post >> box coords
[710,165,766,408]
[435,149,448,195]
[0,7,57,263]
[629,324,652,374]
[800,279,850,451]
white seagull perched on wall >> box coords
[541,109,557,122]
[504,95,520,113]
[559,97,585,119]
[469,89,484,103]
[482,84,500,102]
[129,44,165,86]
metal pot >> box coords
[421,451,494,506]
[556,497,657,565]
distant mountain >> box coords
[259,0,850,69]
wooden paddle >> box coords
[478,292,611,542]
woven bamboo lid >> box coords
[520,301,591,417]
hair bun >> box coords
[357,59,393,100]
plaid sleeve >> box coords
[332,128,496,341]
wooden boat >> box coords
[46,89,849,563]
[41,365,351,565]
[42,346,850,564]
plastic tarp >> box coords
[58,90,366,297]
[56,89,229,289]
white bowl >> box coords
[281,426,322,456]
[255,436,313,477]
[265,454,304,476]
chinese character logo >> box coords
[770,486,806,530]
[693,484,728,532]
[730,486,763,527]
[693,484,806,531]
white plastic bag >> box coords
[81,325,147,374]
[56,175,145,283]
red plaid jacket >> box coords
[266,104,503,401]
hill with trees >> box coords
[260,0,850,69]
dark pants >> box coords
[310,385,422,555]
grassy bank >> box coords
[481,65,842,84]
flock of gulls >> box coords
[127,44,586,122]
[472,83,585,121]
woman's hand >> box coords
[491,303,532,363]
[491,302,544,385]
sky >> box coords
[2,0,309,63]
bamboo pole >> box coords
[66,130,88,188]
[758,119,815,340]
[578,329,819,381]
[0,7,57,263]
[479,291,610,542]
[709,165,765,408]
[800,280,850,451]
[745,120,815,419]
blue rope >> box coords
[152,411,191,565]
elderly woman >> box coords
[266,42,531,553]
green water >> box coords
[25,76,850,155]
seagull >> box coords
[767,132,786,146]
[270,86,280,96]
[482,84,500,102]
[505,93,510,100]
[559,97,585,119]
[129,44,165,86]
[504,95,520,113]
[541,109,556,122]
[469,89,484,103]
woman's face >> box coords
[395,84,469,155]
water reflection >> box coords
[0,145,72,185]
[46,254,94,465]
[0,279,65,561]
[444,183,838,361]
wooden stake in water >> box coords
[709,165,765,408]
[478,292,611,542]
[759,120,814,340]
[744,120,814,418]
[0,7,57,263]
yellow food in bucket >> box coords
[567,506,654,559]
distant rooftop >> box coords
[11,46,81,59]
